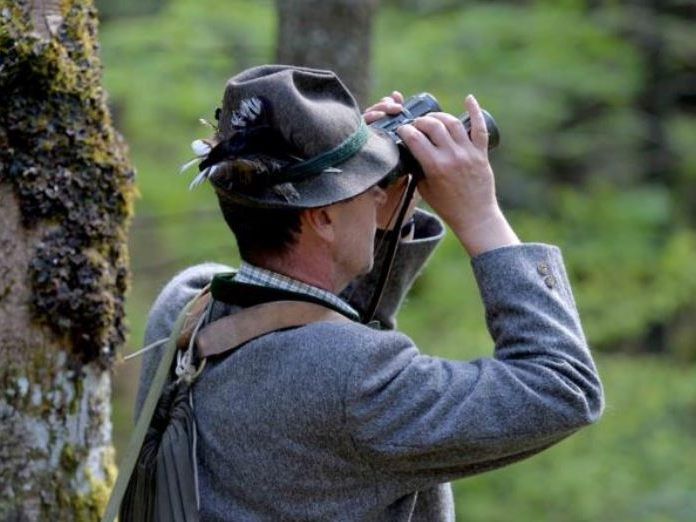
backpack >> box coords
[102,289,347,522]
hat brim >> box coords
[216,128,402,209]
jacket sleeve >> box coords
[134,262,232,420]
[345,243,604,489]
[341,208,445,328]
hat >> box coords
[184,65,401,209]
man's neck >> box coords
[247,250,347,294]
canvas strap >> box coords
[101,287,211,522]
[195,300,350,359]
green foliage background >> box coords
[99,0,696,520]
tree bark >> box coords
[0,0,134,519]
[275,0,379,107]
[626,0,676,186]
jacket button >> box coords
[544,275,557,289]
[537,262,551,276]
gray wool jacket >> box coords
[136,211,603,521]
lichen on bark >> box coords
[0,0,134,364]
[0,0,133,518]
[1,347,117,520]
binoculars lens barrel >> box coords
[370,92,500,150]
[370,92,500,182]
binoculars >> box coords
[370,92,500,180]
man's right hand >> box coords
[396,94,520,257]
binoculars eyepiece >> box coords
[369,92,500,181]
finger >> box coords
[364,100,403,115]
[396,124,437,166]
[383,101,404,114]
[412,115,456,149]
[391,91,404,104]
[465,94,488,149]
[363,101,386,113]
[428,112,469,146]
[363,110,386,124]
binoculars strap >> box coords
[364,174,419,323]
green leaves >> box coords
[98,0,695,357]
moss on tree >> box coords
[0,0,134,365]
[1,1,132,517]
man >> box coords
[136,65,603,521]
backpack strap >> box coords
[176,291,213,351]
[195,300,351,359]
[102,287,211,522]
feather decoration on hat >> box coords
[271,182,301,202]
[230,97,263,128]
[199,118,217,131]
[179,138,217,189]
[180,96,302,194]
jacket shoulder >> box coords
[144,262,233,344]
[135,262,232,419]
[282,320,417,379]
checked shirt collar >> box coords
[235,261,360,321]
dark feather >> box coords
[210,156,294,190]
[198,126,294,173]
[271,182,301,202]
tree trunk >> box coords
[0,0,134,519]
[275,0,379,107]
[630,0,676,186]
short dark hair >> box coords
[216,194,302,261]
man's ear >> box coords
[301,206,335,243]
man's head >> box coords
[216,182,388,291]
[192,65,400,288]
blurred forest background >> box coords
[97,0,695,520]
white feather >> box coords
[199,118,216,130]
[189,167,210,190]
[191,139,212,156]
[178,157,200,174]
[188,165,219,190]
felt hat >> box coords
[189,65,401,209]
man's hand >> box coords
[363,92,421,234]
[363,91,405,124]
[396,94,520,256]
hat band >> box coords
[278,120,369,182]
